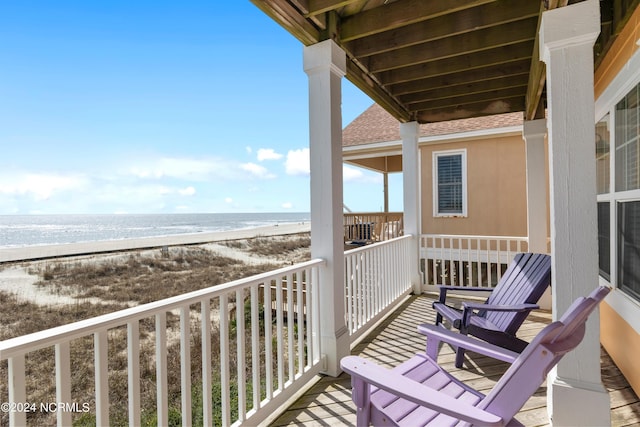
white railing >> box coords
[345,235,413,342]
[420,234,529,290]
[343,212,404,243]
[0,259,324,427]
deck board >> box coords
[270,294,640,426]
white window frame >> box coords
[432,149,467,217]
[594,44,640,313]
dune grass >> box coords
[0,234,311,426]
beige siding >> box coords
[601,301,640,397]
[421,134,531,237]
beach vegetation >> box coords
[0,234,310,426]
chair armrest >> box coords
[418,324,519,363]
[341,355,503,426]
[463,302,539,313]
[460,302,539,329]
[437,285,493,303]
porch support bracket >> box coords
[540,0,610,425]
[304,39,349,377]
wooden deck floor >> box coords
[271,294,640,426]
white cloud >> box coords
[240,162,276,179]
[281,202,293,209]
[225,197,233,204]
[128,157,232,181]
[0,172,87,200]
[285,148,310,176]
[257,148,283,161]
[179,186,196,196]
[343,165,383,184]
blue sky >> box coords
[0,2,403,215]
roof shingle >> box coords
[343,104,524,147]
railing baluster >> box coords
[296,273,304,375]
[236,289,246,422]
[127,320,141,427]
[155,312,168,427]
[180,305,192,427]
[55,341,72,427]
[276,277,284,391]
[375,244,382,311]
[286,273,295,383]
[466,238,472,287]
[94,330,109,427]
[346,253,353,334]
[305,268,314,367]
[8,355,27,427]
[476,238,482,287]
[219,294,230,426]
[363,251,370,321]
[251,285,260,410]
[200,300,212,427]
[264,281,273,400]
[312,266,321,362]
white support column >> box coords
[400,121,422,294]
[522,119,551,309]
[540,1,610,425]
[304,39,349,377]
[383,172,389,213]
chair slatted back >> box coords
[483,253,552,334]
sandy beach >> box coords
[0,223,311,308]
[0,221,310,263]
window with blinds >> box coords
[618,201,640,301]
[598,202,610,280]
[615,82,639,192]
[596,115,610,194]
[606,80,640,303]
[433,150,466,216]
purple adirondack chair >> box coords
[433,252,552,367]
[341,286,610,426]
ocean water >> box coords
[0,213,310,248]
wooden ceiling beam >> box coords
[377,41,533,85]
[409,86,526,112]
[390,60,531,95]
[346,0,540,58]
[251,0,320,45]
[367,18,537,73]
[416,97,526,123]
[399,77,530,105]
[524,1,568,120]
[305,0,359,16]
[525,2,546,120]
[345,60,413,123]
[339,0,495,42]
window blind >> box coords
[437,154,463,214]
[618,201,640,300]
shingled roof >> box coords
[343,103,524,147]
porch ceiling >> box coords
[250,0,627,124]
[250,0,558,123]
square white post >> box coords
[304,39,349,376]
[400,121,422,293]
[540,0,610,425]
[522,119,551,309]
